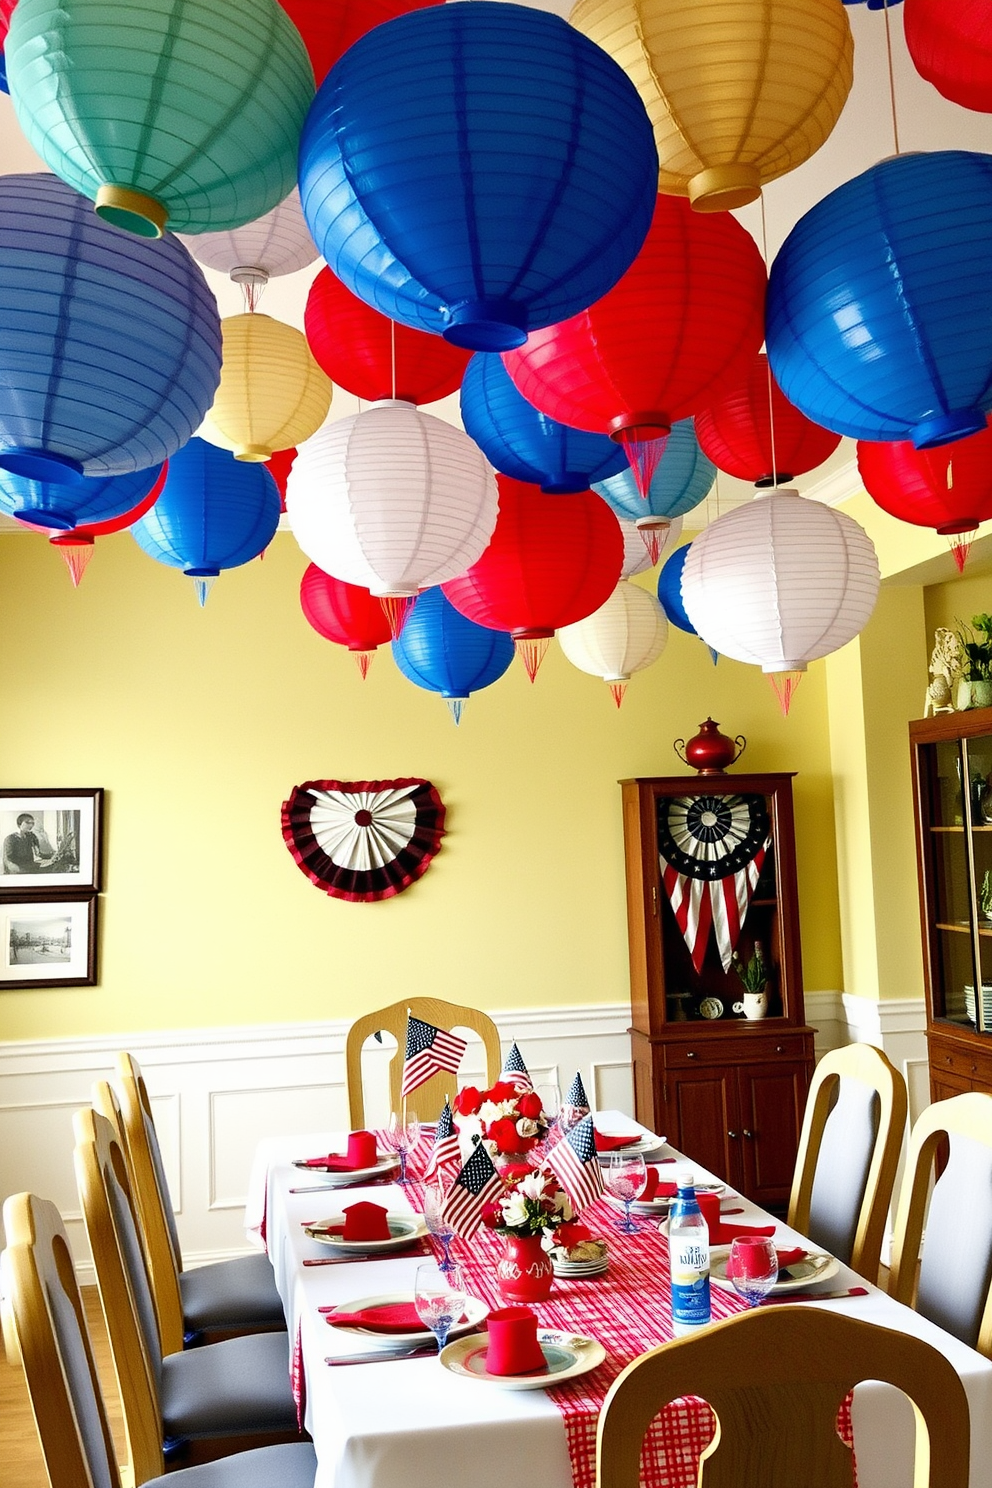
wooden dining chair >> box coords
[2,1190,318,1488]
[596,1305,969,1488]
[787,1042,908,1283]
[73,1105,303,1479]
[115,1052,284,1355]
[345,995,503,1126]
[889,1089,992,1355]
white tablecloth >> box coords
[244,1115,992,1488]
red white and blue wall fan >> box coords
[281,779,445,902]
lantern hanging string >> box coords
[882,0,902,157]
[759,193,780,491]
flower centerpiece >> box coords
[451,1080,551,1163]
[480,1164,592,1302]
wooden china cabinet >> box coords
[910,707,992,1101]
[619,772,814,1210]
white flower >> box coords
[500,1193,529,1228]
[482,1138,499,1160]
[516,1117,539,1139]
[518,1171,548,1201]
[479,1099,518,1125]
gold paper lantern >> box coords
[569,0,853,212]
[201,314,332,462]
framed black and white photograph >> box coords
[0,789,103,892]
[0,894,97,988]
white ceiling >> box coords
[0,0,988,532]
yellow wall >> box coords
[0,531,843,1040]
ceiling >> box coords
[0,0,987,534]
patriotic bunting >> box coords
[401,1015,468,1098]
[546,1113,604,1214]
[500,1041,533,1094]
[440,1141,503,1238]
[423,1100,461,1184]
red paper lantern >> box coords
[28,464,167,586]
[441,477,624,680]
[0,0,17,46]
[694,352,841,487]
[305,268,470,406]
[301,562,393,679]
[904,0,992,114]
[268,447,297,511]
[857,419,992,570]
[502,194,766,498]
[278,0,436,86]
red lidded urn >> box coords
[674,719,745,775]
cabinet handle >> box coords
[651,886,658,917]
[728,1130,739,1140]
[743,1129,754,1139]
[775,1045,785,1054]
[686,1051,698,1059]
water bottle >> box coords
[668,1167,711,1336]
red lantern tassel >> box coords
[946,529,977,573]
[768,670,804,716]
[638,525,663,566]
[514,634,551,682]
[379,595,415,639]
[50,534,95,587]
[352,650,375,680]
[608,679,628,709]
[615,428,669,500]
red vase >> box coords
[496,1233,554,1303]
[674,718,745,775]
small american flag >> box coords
[561,1070,590,1127]
[423,1100,461,1184]
[440,1141,503,1238]
[401,1015,468,1097]
[500,1041,532,1093]
[546,1113,603,1214]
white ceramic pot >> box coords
[732,990,769,1021]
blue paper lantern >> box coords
[131,439,280,599]
[767,151,992,450]
[0,463,164,532]
[0,174,221,483]
[460,354,627,493]
[392,587,514,722]
[842,1,901,7]
[657,546,697,636]
[299,1,658,352]
[594,419,716,524]
[0,51,7,93]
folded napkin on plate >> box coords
[775,1246,808,1269]
[708,1220,777,1245]
[640,1168,676,1201]
[343,1202,391,1241]
[594,1130,641,1153]
[326,1303,429,1334]
[299,1130,378,1171]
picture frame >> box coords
[0,893,97,989]
[0,789,103,893]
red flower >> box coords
[517,1090,543,1119]
[485,1080,520,1104]
[555,1221,593,1249]
[488,1117,528,1154]
[453,1086,483,1116]
[500,1162,535,1185]
[481,1201,503,1229]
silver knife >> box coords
[325,1345,439,1365]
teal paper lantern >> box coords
[7,0,314,238]
[594,419,715,525]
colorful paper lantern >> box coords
[767,152,992,450]
[904,0,992,114]
[7,0,314,238]
[681,489,880,712]
[180,189,318,294]
[392,587,515,723]
[0,0,12,89]
[558,580,668,707]
[131,438,280,603]
[460,354,627,494]
[503,194,766,496]
[441,477,624,680]
[857,420,992,571]
[594,417,715,561]
[300,563,392,679]
[694,352,841,486]
[22,467,167,586]
[657,544,698,636]
[305,268,470,406]
[570,0,853,212]
[0,462,164,533]
[286,400,497,624]
[299,2,658,351]
[200,314,332,463]
[620,514,683,577]
[278,0,434,86]
[0,174,221,483]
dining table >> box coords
[244,1112,992,1488]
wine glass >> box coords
[388,1110,421,1185]
[422,1182,456,1273]
[414,1261,466,1354]
[535,1081,561,1154]
[727,1236,779,1308]
[606,1152,647,1233]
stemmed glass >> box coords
[535,1082,561,1155]
[388,1110,421,1185]
[422,1182,456,1273]
[413,1261,467,1354]
[606,1152,647,1234]
[727,1236,779,1308]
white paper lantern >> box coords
[681,488,880,685]
[180,189,317,287]
[619,514,684,577]
[286,399,498,598]
[558,580,668,705]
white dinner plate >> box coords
[595,1132,668,1162]
[552,1257,609,1277]
[304,1214,427,1253]
[604,1180,725,1216]
[292,1154,400,1186]
[709,1245,840,1294]
[440,1329,606,1389]
[324,1291,489,1349]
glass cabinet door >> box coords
[965,734,992,1033]
[923,739,981,1028]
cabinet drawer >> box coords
[664,1033,810,1069]
[928,1036,992,1085]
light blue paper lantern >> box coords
[0,462,164,532]
[767,151,992,450]
[392,587,514,723]
[594,419,716,524]
[299,1,658,351]
[0,174,221,484]
[460,353,627,493]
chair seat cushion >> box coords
[180,1252,285,1331]
[161,1330,297,1440]
[148,1442,317,1488]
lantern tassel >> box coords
[707,645,719,667]
[639,528,662,566]
[445,698,466,725]
[515,635,551,682]
[191,575,216,607]
[608,679,628,709]
[353,650,375,681]
[616,429,669,500]
[768,670,804,716]
[379,595,415,639]
[51,537,95,587]
[949,531,976,573]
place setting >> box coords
[302,1199,432,1266]
[711,1236,859,1306]
[292,1128,400,1189]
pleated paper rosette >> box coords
[281,778,445,902]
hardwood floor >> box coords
[1,1285,127,1487]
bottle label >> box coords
[670,1238,711,1328]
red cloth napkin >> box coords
[594,1130,641,1152]
[775,1247,808,1269]
[299,1131,378,1171]
[641,1167,676,1201]
[343,1202,391,1241]
[326,1303,427,1334]
[709,1220,777,1245]
[485,1306,547,1376]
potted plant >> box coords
[956,614,992,709]
[731,941,770,1020]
